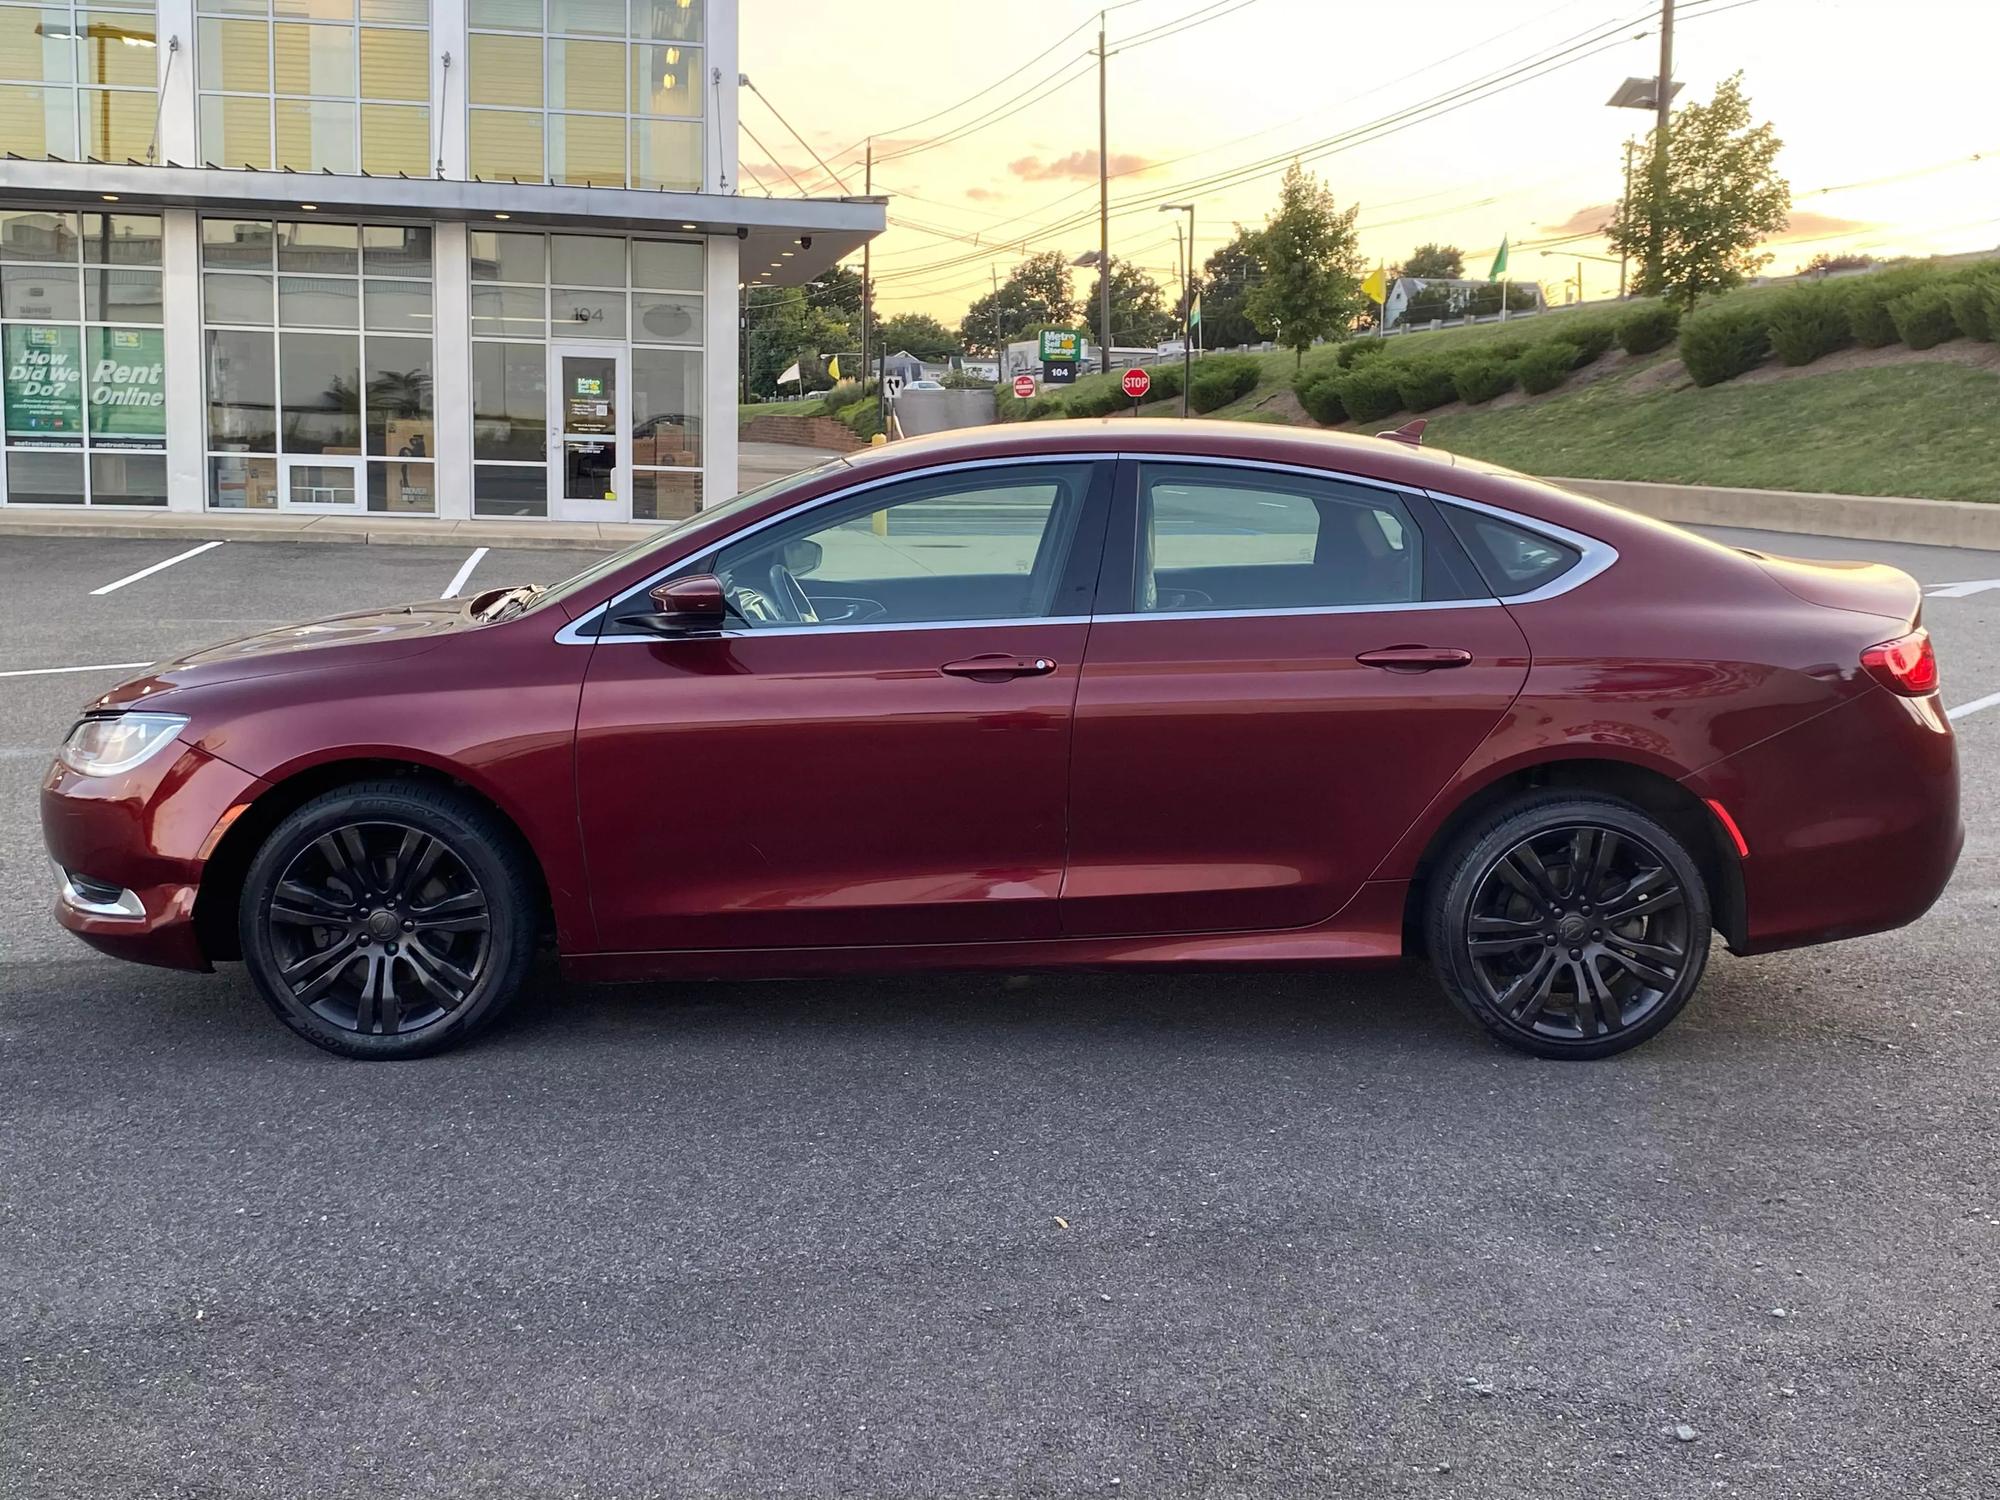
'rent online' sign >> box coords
[4,324,165,445]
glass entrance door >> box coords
[548,342,629,522]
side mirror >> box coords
[628,573,728,636]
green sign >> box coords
[4,325,84,441]
[1038,328,1084,363]
[87,327,166,444]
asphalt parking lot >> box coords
[1,523,1996,1498]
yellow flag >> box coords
[1361,268,1387,304]
[827,354,841,380]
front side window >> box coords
[1136,463,1444,613]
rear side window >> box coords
[1442,505,1583,597]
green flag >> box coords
[1188,290,1201,328]
[1488,237,1510,281]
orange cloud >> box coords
[1009,150,1155,181]
[965,186,1003,202]
[1775,209,1871,240]
[1542,202,1617,237]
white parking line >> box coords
[441,547,491,600]
[1948,690,2000,722]
[89,540,224,597]
[1927,578,2000,599]
[0,661,151,680]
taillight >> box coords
[1861,628,1938,696]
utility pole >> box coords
[1161,201,1195,417]
[1618,137,1635,298]
[1647,0,1674,294]
[992,264,1002,375]
[1097,12,1112,375]
[863,140,879,436]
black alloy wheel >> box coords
[1428,794,1711,1059]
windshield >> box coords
[532,458,851,612]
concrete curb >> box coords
[1554,477,2000,552]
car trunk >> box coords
[1736,549,1923,627]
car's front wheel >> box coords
[238,780,538,1059]
[1427,793,1712,1059]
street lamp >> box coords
[1160,202,1195,417]
[1538,250,1622,305]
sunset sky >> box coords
[739,0,2000,325]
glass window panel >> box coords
[198,18,269,91]
[630,0,700,42]
[630,42,697,117]
[549,112,623,186]
[274,21,357,95]
[3,324,84,443]
[1,209,81,261]
[473,462,545,518]
[359,102,427,173]
[549,38,620,111]
[468,32,540,106]
[276,218,359,272]
[275,0,357,17]
[470,283,542,338]
[209,453,278,508]
[202,218,274,268]
[79,11,157,86]
[363,277,430,332]
[369,457,434,512]
[364,333,431,456]
[469,0,540,29]
[83,267,163,323]
[631,289,699,343]
[551,286,623,338]
[548,0,619,35]
[0,9,75,85]
[203,270,273,324]
[358,25,425,99]
[279,330,361,453]
[5,449,85,504]
[84,213,163,265]
[359,0,426,20]
[90,450,169,505]
[86,327,167,446]
[631,237,700,291]
[470,342,545,460]
[279,274,359,326]
[631,118,699,191]
[631,346,699,467]
[0,83,79,159]
[549,233,622,286]
[274,96,357,171]
[631,467,699,521]
[205,328,277,450]
[78,86,155,159]
[201,0,272,14]
[469,230,543,283]
[467,108,542,180]
[361,224,430,275]
[287,460,358,504]
[2,262,81,320]
[201,94,272,168]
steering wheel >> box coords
[767,563,820,626]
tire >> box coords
[1425,792,1711,1060]
[238,779,538,1059]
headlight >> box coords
[58,713,189,776]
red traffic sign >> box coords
[1122,367,1152,400]
[1012,373,1037,399]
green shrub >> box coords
[1393,360,1459,411]
[1986,284,2000,346]
[1141,362,1185,401]
[1945,279,1994,341]
[1678,307,1772,386]
[1616,303,1681,355]
[1336,364,1404,423]
[1293,369,1347,425]
[1765,285,1852,366]
[1026,395,1069,420]
[1888,288,1960,349]
[838,397,883,440]
[1485,337,1530,361]
[822,379,863,410]
[1065,381,1129,418]
[1514,342,1572,395]
[1336,338,1390,368]
[1451,357,1516,405]
[1187,354,1262,413]
[1839,269,1929,347]
[1556,322,1617,367]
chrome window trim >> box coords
[1091,599,1502,625]
[1422,488,1620,604]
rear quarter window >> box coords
[1442,506,1583,597]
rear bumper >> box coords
[1697,687,1962,954]
[40,740,269,972]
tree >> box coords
[812,263,866,322]
[1394,242,1464,280]
[744,285,854,397]
[1244,161,1366,366]
[876,311,957,360]
[1195,226,1266,348]
[1083,257,1178,350]
[1606,73,1791,308]
[957,250,1078,354]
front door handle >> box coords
[1356,645,1474,672]
[940,654,1058,681]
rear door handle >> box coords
[940,654,1058,680]
[1355,646,1474,672]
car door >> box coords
[1060,457,1529,938]
[574,457,1113,953]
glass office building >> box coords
[0,0,882,523]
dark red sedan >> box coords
[43,421,1961,1060]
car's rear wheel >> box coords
[238,780,537,1059]
[1426,793,1711,1059]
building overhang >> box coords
[0,160,885,285]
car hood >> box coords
[1739,550,1923,627]
[89,600,474,708]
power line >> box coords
[744,77,853,195]
[739,117,812,195]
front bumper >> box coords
[41,739,270,972]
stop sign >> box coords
[1122,367,1152,400]
[1012,373,1037,399]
